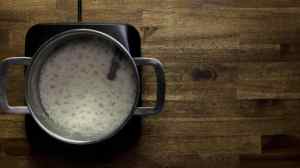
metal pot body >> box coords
[0,29,165,145]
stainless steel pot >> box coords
[0,29,165,145]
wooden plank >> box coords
[144,99,299,118]
[0,10,74,23]
[143,45,300,65]
[6,65,26,106]
[239,62,300,81]
[239,44,300,63]
[0,136,260,158]
[142,117,287,137]
[0,154,239,168]
[237,80,300,100]
[239,8,300,32]
[240,155,300,168]
[0,29,9,50]
[0,1,56,10]
[240,135,300,168]
[83,9,143,26]
[143,83,236,101]
[262,135,300,153]
[239,8,300,45]
[142,62,237,83]
[0,115,25,139]
[0,142,3,158]
[141,7,240,27]
[138,135,261,154]
[239,44,279,62]
[83,0,300,9]
[1,139,32,156]
[237,62,300,99]
[83,0,176,10]
[0,2,76,25]
[280,44,300,61]
[240,32,300,45]
[201,0,300,8]
[141,25,239,50]
[143,48,243,63]
[83,0,246,10]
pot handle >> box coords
[0,57,32,114]
[133,57,165,116]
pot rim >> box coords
[25,28,141,145]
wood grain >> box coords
[240,135,300,167]
[83,0,300,167]
[0,0,298,167]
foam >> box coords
[39,38,137,139]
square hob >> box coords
[24,23,144,146]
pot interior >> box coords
[26,30,140,144]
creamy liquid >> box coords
[39,38,137,139]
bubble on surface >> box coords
[39,38,137,139]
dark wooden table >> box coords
[0,0,300,167]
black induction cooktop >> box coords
[24,23,144,148]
